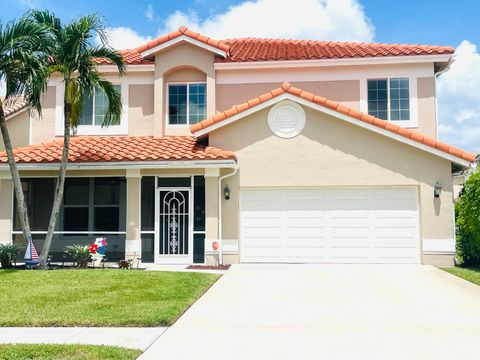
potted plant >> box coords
[64,245,91,268]
[0,244,18,268]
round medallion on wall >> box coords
[267,100,306,138]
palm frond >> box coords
[0,17,51,114]
[85,46,125,74]
[95,80,122,127]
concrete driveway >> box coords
[140,264,480,360]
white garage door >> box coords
[240,188,420,264]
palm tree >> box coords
[0,18,50,256]
[27,11,126,267]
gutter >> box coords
[0,159,237,171]
[217,166,239,265]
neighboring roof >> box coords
[190,82,476,164]
[95,26,454,66]
[217,38,454,63]
[0,136,235,164]
[94,49,154,65]
[2,96,28,118]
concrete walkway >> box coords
[140,264,480,360]
[0,327,167,350]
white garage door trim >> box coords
[239,187,421,264]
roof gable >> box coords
[190,82,476,166]
[135,26,229,58]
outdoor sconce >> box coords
[224,184,231,200]
[434,181,442,198]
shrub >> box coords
[65,245,91,268]
[0,244,19,268]
[456,171,480,265]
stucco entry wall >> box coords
[209,104,455,265]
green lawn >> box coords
[443,267,480,286]
[0,269,219,326]
[0,344,141,360]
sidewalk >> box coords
[0,327,167,351]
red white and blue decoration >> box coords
[90,237,108,260]
[24,237,39,268]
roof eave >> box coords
[0,159,237,171]
[214,54,454,70]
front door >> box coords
[155,189,191,264]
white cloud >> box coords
[100,27,152,49]
[144,4,155,22]
[438,40,480,153]
[159,0,374,41]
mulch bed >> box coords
[186,265,231,270]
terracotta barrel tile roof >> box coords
[94,26,229,65]
[217,38,454,62]
[135,25,230,54]
[93,27,454,66]
[0,136,235,164]
[190,82,476,164]
[2,96,28,118]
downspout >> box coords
[218,166,238,265]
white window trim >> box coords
[361,75,418,128]
[166,81,207,127]
[55,80,129,136]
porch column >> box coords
[126,169,141,258]
[205,168,219,264]
[0,173,13,244]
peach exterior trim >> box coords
[191,82,476,163]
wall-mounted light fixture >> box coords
[434,181,442,198]
[224,184,231,200]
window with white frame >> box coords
[78,85,121,126]
[367,78,410,121]
[168,83,206,125]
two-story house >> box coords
[0,26,476,266]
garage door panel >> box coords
[240,188,420,264]
[326,188,371,200]
[373,188,416,200]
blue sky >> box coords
[2,0,478,47]
[1,0,479,152]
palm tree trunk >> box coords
[0,101,33,253]
[38,93,71,267]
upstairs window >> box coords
[367,78,410,121]
[79,85,121,126]
[168,83,206,125]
